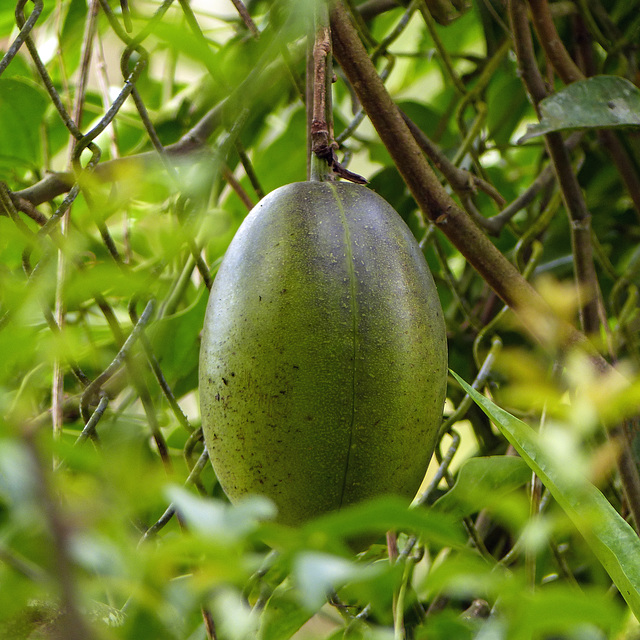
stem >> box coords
[528,0,583,83]
[527,0,640,218]
[509,0,599,334]
[23,431,95,640]
[393,558,413,640]
[310,0,334,182]
[229,0,259,38]
[417,0,465,95]
[508,0,640,532]
[53,0,100,446]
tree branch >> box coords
[509,0,600,334]
[527,0,640,219]
[329,0,591,356]
[10,102,224,210]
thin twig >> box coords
[511,0,640,534]
[0,0,43,76]
[509,0,599,334]
[222,166,255,210]
[229,0,260,38]
[80,300,155,423]
[401,111,506,210]
[311,2,367,183]
[527,0,640,217]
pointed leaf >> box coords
[452,371,640,621]
[167,486,276,541]
[0,79,47,168]
[293,552,382,609]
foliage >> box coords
[1,0,640,639]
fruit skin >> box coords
[199,181,447,526]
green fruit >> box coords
[199,181,447,526]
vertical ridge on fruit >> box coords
[329,182,360,509]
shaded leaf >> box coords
[433,455,530,519]
[520,76,640,141]
[452,371,640,621]
[148,287,208,393]
[486,67,530,145]
[0,78,47,169]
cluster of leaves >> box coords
[1,0,640,638]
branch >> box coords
[401,111,506,211]
[509,0,600,334]
[330,0,591,354]
[357,0,402,21]
[310,2,367,184]
[527,0,640,218]
[22,431,95,640]
[11,102,224,209]
[229,0,260,38]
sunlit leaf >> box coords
[453,371,640,621]
[211,588,259,640]
[302,495,466,549]
[293,551,383,610]
[167,486,276,541]
[257,582,316,640]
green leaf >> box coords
[167,486,276,541]
[452,371,640,621]
[148,287,208,394]
[520,76,640,141]
[433,455,530,519]
[257,582,316,640]
[293,552,383,609]
[303,495,466,549]
[503,583,624,640]
[0,78,47,169]
[486,66,530,146]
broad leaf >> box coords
[148,287,208,395]
[452,371,640,621]
[167,486,276,541]
[520,76,640,141]
[302,495,466,549]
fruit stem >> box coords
[309,0,335,182]
[308,4,367,184]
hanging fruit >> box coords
[199,181,447,525]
